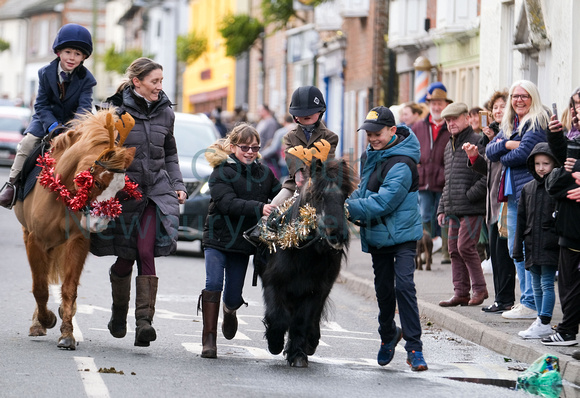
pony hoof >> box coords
[46,311,57,329]
[29,325,47,337]
[57,336,76,350]
[290,356,308,368]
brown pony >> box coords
[14,109,136,350]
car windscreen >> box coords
[174,120,218,158]
[0,117,24,132]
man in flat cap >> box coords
[437,102,488,307]
[411,82,453,263]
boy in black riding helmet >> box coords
[0,23,96,208]
[272,85,339,205]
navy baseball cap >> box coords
[358,106,396,132]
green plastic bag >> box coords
[517,354,562,398]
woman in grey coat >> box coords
[91,58,186,347]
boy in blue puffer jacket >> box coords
[346,106,427,371]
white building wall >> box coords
[0,20,27,102]
[480,0,580,111]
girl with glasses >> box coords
[198,123,280,359]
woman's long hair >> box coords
[502,80,549,136]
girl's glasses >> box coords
[237,145,260,153]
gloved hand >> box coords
[48,122,64,134]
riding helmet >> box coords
[289,86,326,117]
[52,24,93,57]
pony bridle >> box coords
[37,112,140,219]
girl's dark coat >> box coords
[203,150,280,255]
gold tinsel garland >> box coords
[260,192,318,253]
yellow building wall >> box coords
[182,0,237,113]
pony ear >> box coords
[105,113,116,149]
[115,113,135,147]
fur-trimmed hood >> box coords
[205,139,231,168]
[205,139,262,168]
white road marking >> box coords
[74,356,110,398]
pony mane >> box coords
[300,158,357,205]
[51,109,126,183]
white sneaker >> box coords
[518,317,552,339]
[432,236,442,252]
[502,303,537,319]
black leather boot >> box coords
[222,303,238,340]
[0,177,17,209]
[107,268,132,338]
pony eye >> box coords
[94,181,103,190]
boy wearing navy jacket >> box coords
[0,23,96,208]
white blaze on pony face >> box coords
[80,172,126,233]
[96,172,126,202]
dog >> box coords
[415,229,433,271]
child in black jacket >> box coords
[513,143,560,339]
[541,113,580,346]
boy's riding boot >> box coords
[0,177,17,209]
[134,275,158,347]
[222,303,238,340]
[198,289,220,358]
[107,268,132,338]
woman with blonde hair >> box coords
[486,80,549,320]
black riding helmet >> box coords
[52,23,93,58]
[289,86,326,117]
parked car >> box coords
[174,112,220,242]
[0,107,31,166]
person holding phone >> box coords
[541,87,580,346]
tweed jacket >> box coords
[282,121,338,191]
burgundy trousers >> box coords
[447,215,486,297]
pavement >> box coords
[338,236,580,386]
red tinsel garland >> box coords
[37,152,141,219]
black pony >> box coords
[259,158,356,367]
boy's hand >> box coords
[48,122,64,134]
[295,170,306,187]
